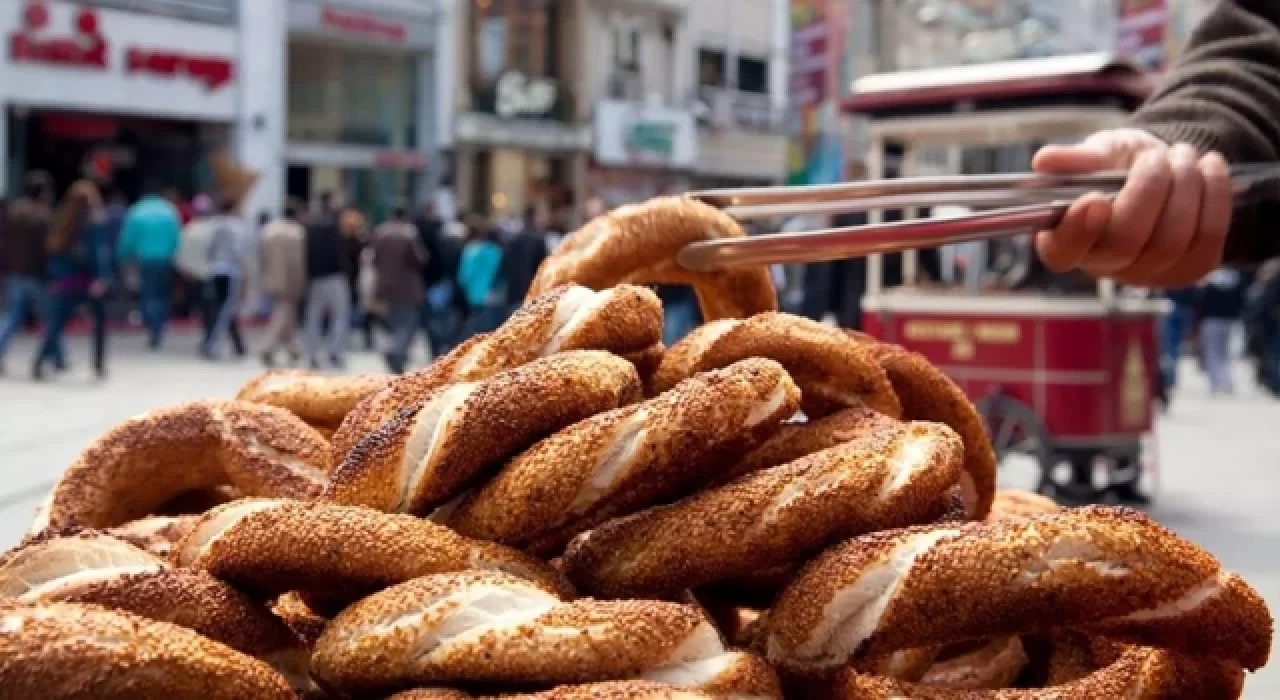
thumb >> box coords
[1032,140,1124,175]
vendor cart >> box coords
[846,53,1167,504]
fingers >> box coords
[1085,148,1174,274]
[1108,144,1201,281]
[1147,152,1232,287]
[1032,143,1117,175]
[1034,193,1113,273]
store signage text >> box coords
[321,7,406,43]
[126,47,234,90]
[626,121,677,160]
[9,2,107,69]
[495,72,557,119]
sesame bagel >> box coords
[108,514,199,557]
[527,197,778,322]
[445,358,801,552]
[858,340,998,519]
[312,570,778,695]
[725,405,898,484]
[987,489,1061,522]
[173,499,572,600]
[0,601,297,700]
[653,313,902,419]
[327,350,643,514]
[561,422,964,598]
[917,637,1029,690]
[762,506,1272,673]
[32,400,330,534]
[0,531,299,658]
[388,682,719,699]
[237,369,392,431]
[331,284,663,459]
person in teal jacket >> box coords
[117,184,181,349]
[456,219,505,339]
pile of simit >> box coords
[0,198,1271,699]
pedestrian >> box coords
[302,191,351,369]
[371,207,427,374]
[413,200,461,357]
[0,172,55,375]
[257,202,307,367]
[1250,259,1280,395]
[117,182,181,350]
[339,207,376,351]
[457,217,505,339]
[502,205,550,311]
[1196,268,1247,396]
[34,180,112,380]
[200,198,249,360]
[1160,287,1197,395]
[1031,1,1280,284]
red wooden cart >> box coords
[845,54,1167,504]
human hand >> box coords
[1032,128,1233,287]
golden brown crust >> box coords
[446,358,801,552]
[0,601,297,700]
[173,499,572,601]
[330,284,663,460]
[107,515,199,558]
[527,197,777,321]
[654,313,902,419]
[622,342,667,394]
[861,341,997,519]
[561,422,964,598]
[33,400,330,534]
[987,490,1061,523]
[312,570,761,695]
[236,370,392,430]
[762,506,1271,672]
[725,405,898,484]
[327,351,642,513]
[269,592,328,647]
[918,637,1029,689]
[388,683,717,699]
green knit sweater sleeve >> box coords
[1128,0,1280,264]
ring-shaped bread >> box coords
[561,421,964,598]
[326,350,642,514]
[312,570,779,696]
[331,283,662,460]
[173,499,572,601]
[761,506,1272,673]
[527,197,777,322]
[0,601,297,700]
[653,313,902,419]
[236,369,392,432]
[444,358,801,553]
[31,400,330,535]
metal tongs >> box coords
[678,164,1280,272]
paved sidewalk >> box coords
[1,333,1276,694]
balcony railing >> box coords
[78,0,237,25]
[694,86,784,132]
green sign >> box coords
[626,121,677,159]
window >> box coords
[469,0,561,87]
[613,26,641,71]
[736,55,768,94]
[698,48,726,87]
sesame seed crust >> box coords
[327,350,643,514]
[987,490,1062,523]
[527,197,778,321]
[653,312,903,420]
[561,421,964,598]
[722,405,899,484]
[173,499,573,601]
[388,682,716,699]
[236,370,393,430]
[330,284,662,460]
[860,341,998,519]
[445,358,801,550]
[763,506,1272,672]
[0,601,297,699]
[107,515,199,558]
[34,400,330,535]
[311,570,723,694]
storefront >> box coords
[590,99,696,205]
[284,0,439,221]
[0,0,238,198]
[454,0,589,223]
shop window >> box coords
[698,48,726,88]
[286,41,418,149]
[736,55,769,94]
[468,0,566,119]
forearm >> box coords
[1129,1,1280,264]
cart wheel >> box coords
[975,393,1052,468]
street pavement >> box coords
[1,329,1278,694]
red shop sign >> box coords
[126,47,235,90]
[321,6,406,43]
[10,1,107,69]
